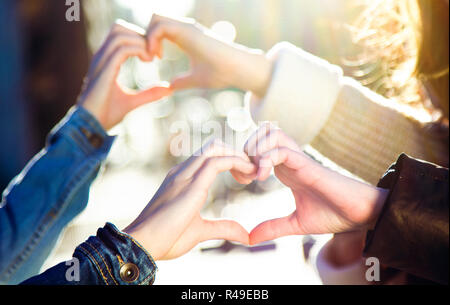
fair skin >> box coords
[78,18,387,262]
[145,14,273,99]
[121,125,387,259]
[144,14,380,264]
[75,21,257,260]
[123,139,257,260]
[243,124,388,245]
[78,20,172,130]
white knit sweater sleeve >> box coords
[246,42,344,146]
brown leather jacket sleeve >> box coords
[363,154,449,284]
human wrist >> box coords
[123,223,161,261]
[365,187,389,230]
[77,95,108,131]
[231,50,273,98]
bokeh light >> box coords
[183,97,213,124]
[226,106,253,132]
[211,20,237,42]
[212,90,244,117]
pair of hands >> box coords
[78,16,273,130]
[123,123,387,261]
[76,18,387,261]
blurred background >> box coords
[0,0,405,284]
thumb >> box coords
[249,212,299,245]
[127,84,172,109]
[170,73,197,91]
[201,219,249,245]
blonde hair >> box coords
[347,0,449,119]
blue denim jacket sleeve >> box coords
[21,223,158,285]
[0,106,115,284]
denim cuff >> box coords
[74,223,158,285]
[47,106,115,158]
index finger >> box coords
[175,139,251,180]
[192,156,257,190]
[146,14,195,58]
[256,147,309,181]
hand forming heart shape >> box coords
[83,20,387,261]
[78,19,172,131]
[243,123,387,245]
[124,125,387,260]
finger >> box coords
[146,15,194,57]
[95,34,149,76]
[176,139,252,180]
[195,141,254,184]
[256,147,308,181]
[244,123,300,159]
[188,147,256,186]
[102,45,151,82]
[193,156,257,190]
[113,19,147,36]
[229,169,256,185]
[170,72,197,91]
[201,219,249,245]
[243,122,274,159]
[146,15,177,58]
[198,140,255,184]
[91,22,148,78]
[251,128,301,168]
[125,83,173,110]
[249,213,299,245]
[146,22,168,58]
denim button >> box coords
[80,127,104,149]
[120,263,140,283]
